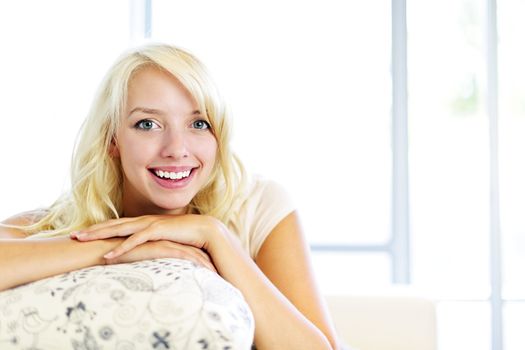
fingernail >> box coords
[104,251,115,259]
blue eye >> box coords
[192,120,211,130]
[134,119,158,130]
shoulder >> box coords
[2,209,48,225]
[0,209,48,239]
[228,175,296,258]
[244,175,294,206]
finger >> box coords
[74,220,147,241]
[103,229,157,259]
[70,220,123,239]
[166,240,212,262]
[195,253,216,272]
[104,257,121,265]
[182,250,216,272]
[77,217,136,233]
[180,244,212,264]
[171,244,216,272]
[199,259,217,273]
[174,251,217,273]
[192,258,217,273]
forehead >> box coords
[126,66,198,111]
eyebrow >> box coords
[128,107,202,117]
[128,107,163,117]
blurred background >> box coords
[0,1,523,349]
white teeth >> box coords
[154,170,191,180]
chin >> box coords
[154,201,191,214]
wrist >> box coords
[203,216,242,258]
[75,236,124,266]
[200,216,234,253]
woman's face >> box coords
[113,66,218,216]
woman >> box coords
[0,43,340,349]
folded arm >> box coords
[72,212,340,349]
[0,235,119,291]
[0,214,215,292]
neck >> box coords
[121,203,188,217]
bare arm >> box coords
[254,211,341,349]
[0,213,110,290]
[0,234,120,292]
[0,213,216,292]
[208,211,340,350]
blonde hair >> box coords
[21,43,247,238]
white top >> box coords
[226,176,296,260]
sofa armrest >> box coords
[325,294,437,350]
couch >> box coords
[325,294,437,350]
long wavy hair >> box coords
[21,43,247,238]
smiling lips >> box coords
[148,167,196,188]
[154,169,191,180]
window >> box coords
[499,1,525,349]
[407,1,493,346]
[151,0,394,290]
[0,1,522,349]
[150,1,523,349]
[0,0,129,217]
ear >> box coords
[109,138,120,157]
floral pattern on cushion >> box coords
[0,258,254,349]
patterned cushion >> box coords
[0,258,254,349]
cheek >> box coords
[191,136,218,171]
[203,137,218,165]
[118,136,154,169]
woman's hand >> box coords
[104,239,217,273]
[70,214,223,261]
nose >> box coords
[160,129,189,159]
